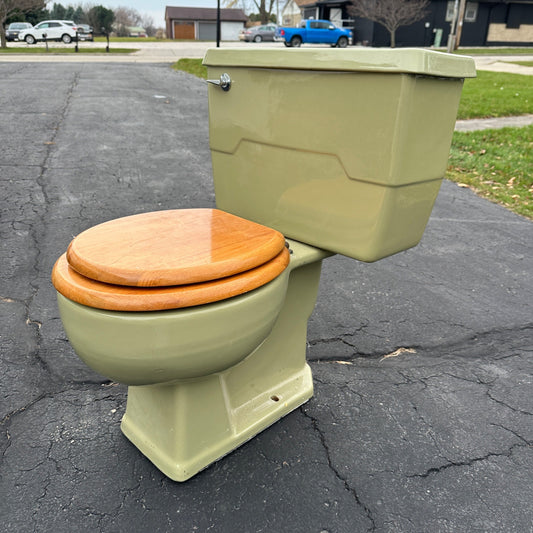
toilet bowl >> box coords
[52,209,296,382]
[52,208,331,480]
[52,48,475,481]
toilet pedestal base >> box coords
[121,363,313,481]
[120,252,326,481]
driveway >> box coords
[1,61,532,532]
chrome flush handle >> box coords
[207,73,231,92]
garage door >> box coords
[198,22,217,40]
[174,21,194,39]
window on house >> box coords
[446,2,478,23]
[464,3,478,22]
[445,1,456,22]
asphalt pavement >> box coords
[0,58,532,533]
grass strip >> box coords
[455,47,533,55]
[505,61,533,67]
[457,70,533,119]
[172,58,207,79]
[447,126,533,219]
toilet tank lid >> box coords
[203,48,476,79]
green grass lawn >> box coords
[457,70,533,119]
[455,47,533,55]
[172,58,207,78]
[505,60,533,67]
[447,126,532,219]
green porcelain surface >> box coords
[205,48,474,261]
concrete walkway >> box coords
[455,113,533,131]
[472,53,533,75]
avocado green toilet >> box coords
[52,48,476,481]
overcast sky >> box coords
[101,1,224,28]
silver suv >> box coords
[18,20,78,44]
[6,22,33,41]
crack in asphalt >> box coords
[486,389,533,417]
[406,441,532,479]
[20,71,81,383]
[300,406,377,532]
[309,322,533,362]
[0,392,51,461]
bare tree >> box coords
[348,0,429,48]
[141,14,155,37]
[224,0,276,25]
[0,0,47,47]
[113,5,142,36]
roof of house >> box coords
[165,6,248,22]
[294,0,318,6]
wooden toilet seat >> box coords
[52,209,290,311]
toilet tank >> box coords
[203,48,476,262]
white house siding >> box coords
[282,0,302,26]
[221,22,243,40]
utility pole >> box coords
[446,0,467,52]
[454,0,467,50]
[446,0,459,53]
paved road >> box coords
[1,61,532,532]
[2,40,533,74]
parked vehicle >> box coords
[276,19,352,48]
[239,24,278,43]
[18,20,78,44]
[6,22,33,41]
[77,24,94,41]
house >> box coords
[298,0,354,28]
[281,0,315,26]
[165,6,248,41]
[127,26,147,38]
[288,0,533,47]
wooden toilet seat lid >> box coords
[52,247,290,311]
[66,209,286,287]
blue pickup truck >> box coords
[276,19,352,48]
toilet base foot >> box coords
[121,252,325,481]
[120,363,313,481]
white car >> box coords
[18,20,78,44]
